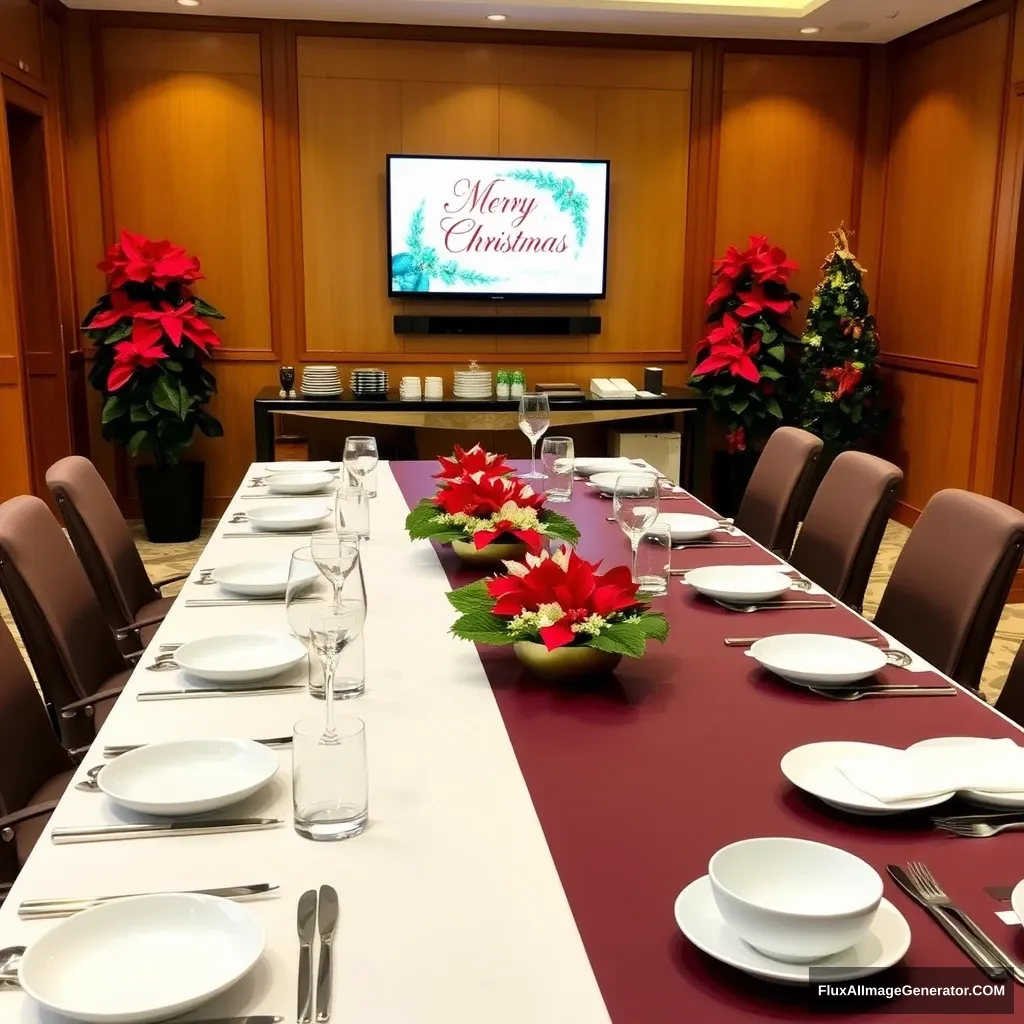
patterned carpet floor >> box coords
[3,519,1021,703]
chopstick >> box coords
[724,635,882,648]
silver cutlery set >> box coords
[932,812,1024,838]
[298,885,339,1024]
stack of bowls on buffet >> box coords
[300,365,342,398]
[424,376,443,399]
[454,367,492,399]
[350,368,389,400]
[400,376,422,400]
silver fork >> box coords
[810,684,955,700]
[906,861,1024,984]
[932,816,1024,838]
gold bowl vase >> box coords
[451,537,529,568]
[513,641,622,684]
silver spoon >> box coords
[0,945,24,987]
[75,766,104,793]
[146,655,180,672]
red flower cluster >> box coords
[433,444,512,480]
[707,234,798,311]
[435,472,547,552]
[692,314,762,384]
[133,302,221,355]
[822,361,863,400]
[488,547,641,651]
[99,229,204,290]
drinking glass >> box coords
[293,714,367,841]
[309,608,365,739]
[309,533,359,609]
[636,519,672,597]
[540,436,574,503]
[336,485,370,539]
[518,393,550,479]
[344,436,378,492]
[613,473,661,584]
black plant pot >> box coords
[136,462,205,543]
[711,449,760,518]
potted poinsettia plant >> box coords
[406,445,579,567]
[447,546,668,682]
[82,229,224,542]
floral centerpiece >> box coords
[446,546,668,682]
[406,449,579,566]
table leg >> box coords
[254,402,275,462]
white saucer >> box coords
[781,741,956,815]
[908,737,1024,808]
[675,876,910,984]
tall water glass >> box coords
[636,519,672,597]
[336,485,370,539]
[518,393,550,479]
[613,473,661,584]
[540,436,574,503]
[293,714,367,841]
[344,436,378,493]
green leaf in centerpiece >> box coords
[446,579,495,614]
[405,498,446,539]
[540,509,580,545]
[450,610,516,646]
[586,612,669,658]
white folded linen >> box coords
[836,739,1024,802]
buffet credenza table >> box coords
[2,462,1024,1023]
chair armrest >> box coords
[0,801,58,842]
[66,745,92,763]
[152,572,189,590]
[0,881,11,905]
[124,650,144,665]
[61,687,125,716]
[114,614,166,641]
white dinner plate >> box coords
[174,632,307,683]
[211,559,315,597]
[19,893,264,1023]
[589,470,660,495]
[98,738,278,816]
[573,457,643,477]
[261,461,339,474]
[748,634,887,686]
[246,502,331,532]
[265,471,335,495]
[908,736,1024,808]
[780,740,956,814]
[674,876,909,985]
[657,513,720,542]
[684,565,792,603]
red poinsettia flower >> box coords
[98,229,204,289]
[132,302,221,354]
[735,283,795,320]
[692,315,762,385]
[823,361,863,399]
[435,472,547,552]
[85,289,150,330]
[487,547,641,650]
[107,335,167,392]
[433,443,512,480]
[752,245,798,286]
[711,244,750,283]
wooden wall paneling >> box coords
[0,0,43,82]
[714,53,865,334]
[856,47,890,291]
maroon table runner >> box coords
[391,460,1024,1021]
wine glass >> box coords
[344,436,379,491]
[518,393,551,479]
[613,473,661,584]
[310,606,366,743]
[310,533,360,608]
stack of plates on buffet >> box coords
[300,365,342,397]
[454,367,492,398]
[350,367,388,399]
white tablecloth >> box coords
[0,463,611,1024]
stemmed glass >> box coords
[310,607,366,743]
[344,436,379,491]
[518,393,550,480]
[310,533,360,609]
[613,473,661,584]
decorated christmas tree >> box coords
[798,228,886,450]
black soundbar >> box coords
[393,315,601,336]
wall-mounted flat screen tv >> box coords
[387,155,610,300]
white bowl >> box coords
[212,559,314,597]
[174,632,307,683]
[262,461,338,474]
[246,502,331,532]
[589,470,660,495]
[265,471,334,495]
[748,634,887,687]
[657,513,719,542]
[709,837,883,962]
[98,738,278,816]
[19,893,264,1023]
[684,565,792,603]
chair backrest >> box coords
[789,451,903,610]
[994,640,1024,726]
[734,427,824,554]
[0,495,126,715]
[874,489,1024,691]
[46,456,157,630]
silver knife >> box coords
[297,889,317,1024]
[185,599,288,608]
[222,531,333,538]
[104,737,293,756]
[52,818,283,844]
[137,686,306,701]
[316,885,339,1022]
[171,1018,283,1024]
[671,542,752,550]
[18,882,279,918]
[886,866,1005,977]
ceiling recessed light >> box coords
[176,0,201,6]
[486,13,507,20]
[800,25,821,34]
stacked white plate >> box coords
[424,376,443,399]
[351,367,389,398]
[454,367,492,399]
[400,376,422,400]
[300,365,342,398]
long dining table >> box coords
[2,459,1024,1022]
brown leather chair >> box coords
[789,451,903,612]
[0,495,138,747]
[874,489,1024,692]
[734,427,824,555]
[995,640,1024,724]
[0,616,75,885]
[46,456,186,647]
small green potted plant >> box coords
[82,229,224,542]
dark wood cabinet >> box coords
[0,0,42,79]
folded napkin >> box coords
[837,739,1024,802]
